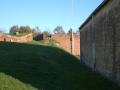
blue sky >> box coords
[0,0,103,33]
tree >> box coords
[0,28,6,34]
[75,29,80,35]
[19,26,26,33]
[32,29,37,37]
[25,26,32,33]
[35,26,41,34]
[19,25,32,33]
[9,25,19,34]
[67,28,75,34]
[53,26,65,34]
[43,28,52,36]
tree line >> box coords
[0,25,80,37]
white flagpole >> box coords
[71,0,74,54]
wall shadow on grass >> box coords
[0,41,80,90]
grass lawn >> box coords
[0,41,119,90]
[7,33,28,37]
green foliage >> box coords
[7,33,28,37]
[19,26,26,33]
[0,41,119,90]
[9,25,19,34]
[9,25,33,35]
[19,25,32,33]
[27,39,58,46]
[47,39,58,46]
[9,25,42,38]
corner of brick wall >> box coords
[52,34,80,56]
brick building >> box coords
[79,0,120,86]
[52,34,80,56]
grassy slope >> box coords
[7,33,28,37]
[0,41,119,90]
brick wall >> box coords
[52,34,80,56]
[80,0,120,86]
[80,20,93,69]
[0,33,33,43]
[33,34,47,41]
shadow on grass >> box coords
[0,41,81,90]
[0,41,119,90]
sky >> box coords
[0,0,103,33]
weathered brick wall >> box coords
[33,34,47,41]
[52,34,80,56]
[0,33,33,43]
[80,20,93,69]
[80,0,120,86]
[74,34,80,56]
[0,34,4,41]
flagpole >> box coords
[71,0,74,54]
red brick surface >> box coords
[52,34,80,56]
[0,33,33,43]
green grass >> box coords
[7,33,28,37]
[0,41,119,90]
[27,39,59,46]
